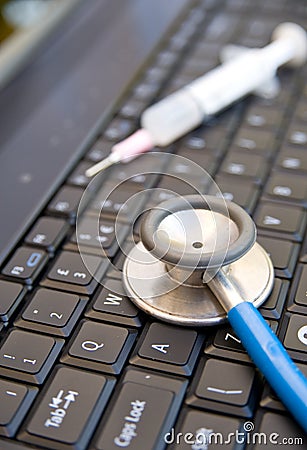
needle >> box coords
[85,22,307,178]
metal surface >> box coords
[122,241,274,326]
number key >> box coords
[15,288,85,337]
[0,329,63,384]
[43,251,108,295]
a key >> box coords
[244,105,282,130]
[259,278,288,320]
[25,217,69,252]
[2,247,48,285]
[131,322,204,375]
[95,368,187,450]
[283,314,307,361]
[120,97,147,120]
[62,320,137,374]
[0,379,37,437]
[89,182,147,222]
[254,202,306,241]
[20,366,115,449]
[257,236,300,278]
[287,123,307,146]
[16,288,86,337]
[67,161,96,188]
[86,278,142,327]
[233,127,276,155]
[207,321,278,363]
[169,409,242,449]
[253,412,305,449]
[210,176,259,214]
[70,215,129,257]
[293,265,307,308]
[85,139,113,163]
[0,329,63,384]
[277,146,307,172]
[43,251,108,295]
[103,118,135,141]
[219,151,267,183]
[108,153,165,190]
[47,186,84,220]
[187,358,259,417]
[152,175,207,205]
[0,281,25,322]
[261,363,307,413]
[171,148,217,175]
[264,172,307,203]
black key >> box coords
[0,329,63,384]
[130,322,203,375]
[43,251,107,295]
[287,123,307,146]
[120,98,147,119]
[0,379,37,437]
[104,118,134,142]
[86,278,142,327]
[293,265,307,307]
[253,412,305,449]
[264,172,307,203]
[25,217,69,252]
[277,146,307,172]
[213,327,245,353]
[2,247,48,285]
[260,363,307,413]
[233,128,276,155]
[85,139,113,163]
[257,236,300,278]
[171,148,217,175]
[67,161,94,187]
[211,176,259,214]
[244,105,282,130]
[170,409,242,449]
[89,182,146,222]
[133,81,160,102]
[283,314,307,360]
[47,186,84,220]
[71,215,129,257]
[259,278,288,320]
[153,175,207,205]
[254,202,306,241]
[96,380,177,450]
[108,153,164,189]
[20,366,114,449]
[0,281,25,322]
[16,288,86,337]
[187,358,259,417]
[219,151,267,183]
[62,320,137,374]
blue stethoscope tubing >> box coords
[228,301,307,433]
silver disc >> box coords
[122,241,274,326]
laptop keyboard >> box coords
[1,0,307,448]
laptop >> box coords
[0,0,306,448]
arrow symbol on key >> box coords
[49,390,64,408]
[63,390,79,409]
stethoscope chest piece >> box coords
[122,195,274,326]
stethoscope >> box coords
[122,194,307,432]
